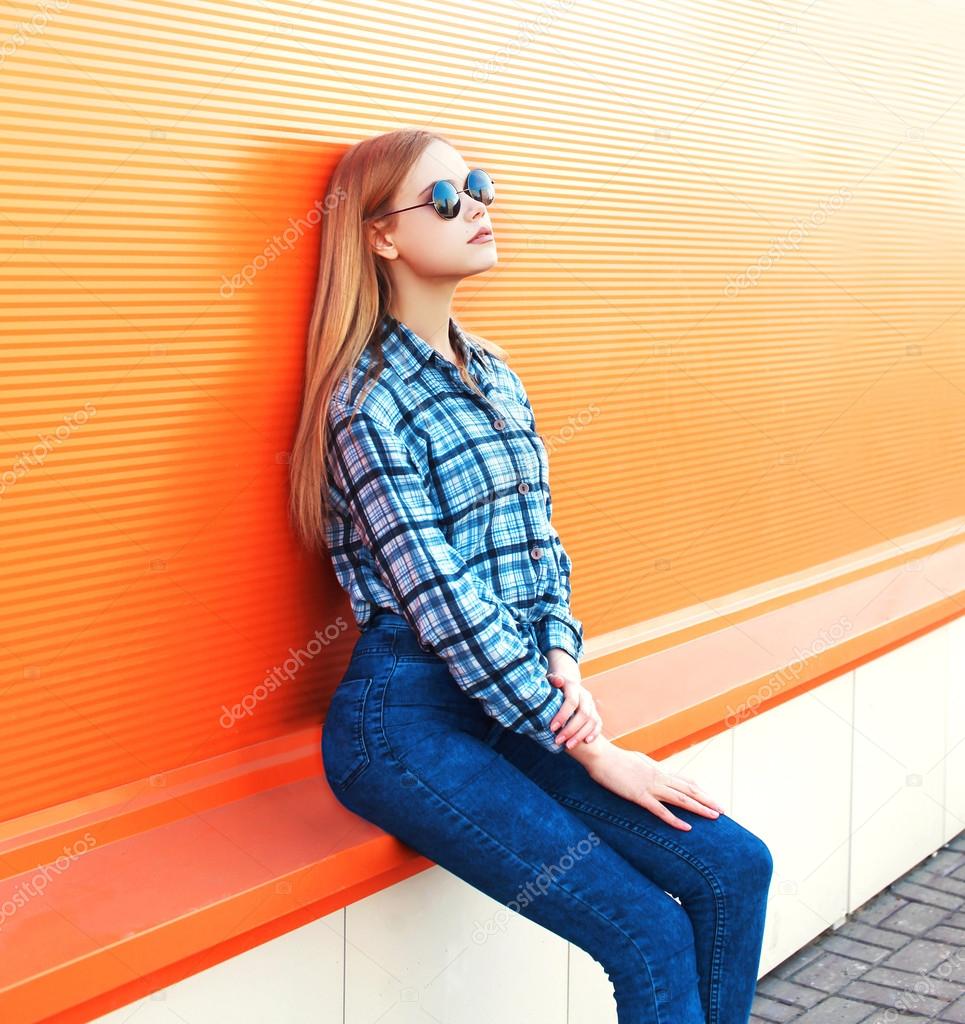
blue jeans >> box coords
[322,612,773,1024]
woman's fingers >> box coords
[550,700,578,734]
[654,778,722,819]
[661,785,721,819]
[671,774,726,813]
[547,675,607,748]
[549,676,583,734]
[640,793,692,831]
[554,688,603,747]
[576,693,604,744]
[554,707,589,745]
[558,714,596,749]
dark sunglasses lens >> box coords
[431,180,460,219]
[467,168,495,205]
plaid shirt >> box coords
[324,313,584,754]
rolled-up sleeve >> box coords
[503,370,585,664]
[535,516,585,664]
[327,399,568,753]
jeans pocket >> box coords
[322,676,374,793]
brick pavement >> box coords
[752,830,965,1024]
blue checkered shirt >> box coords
[323,313,584,754]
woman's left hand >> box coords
[546,656,604,749]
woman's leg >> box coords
[323,623,706,1023]
[491,725,774,1024]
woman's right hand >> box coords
[569,737,725,831]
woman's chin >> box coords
[463,247,498,275]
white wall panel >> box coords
[732,672,854,975]
[849,628,947,911]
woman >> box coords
[289,127,773,1023]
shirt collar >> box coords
[375,312,488,384]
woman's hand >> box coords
[546,653,603,749]
[569,738,725,831]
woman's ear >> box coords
[365,219,399,262]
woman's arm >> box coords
[535,514,584,662]
[327,398,570,754]
[501,365,584,664]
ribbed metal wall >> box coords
[1,0,963,820]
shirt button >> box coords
[517,482,530,493]
[530,546,543,560]
[493,418,506,429]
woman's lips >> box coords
[468,229,494,243]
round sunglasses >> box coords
[364,168,496,222]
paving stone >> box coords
[913,872,965,898]
[878,901,952,936]
[946,833,965,852]
[772,943,825,979]
[822,935,891,964]
[925,849,965,876]
[853,892,909,926]
[861,1016,931,1023]
[860,965,962,1002]
[836,921,907,951]
[757,975,826,1009]
[839,979,948,1017]
[938,993,965,1023]
[791,953,873,994]
[862,1016,932,1024]
[751,993,802,1022]
[924,925,965,947]
[881,937,956,973]
[792,995,876,1023]
[905,864,937,886]
[931,950,965,985]
[891,881,960,910]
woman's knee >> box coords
[717,818,774,895]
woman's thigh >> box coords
[490,724,774,902]
[322,626,706,1022]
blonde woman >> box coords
[290,128,773,1024]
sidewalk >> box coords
[752,830,965,1024]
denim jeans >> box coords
[322,611,774,1024]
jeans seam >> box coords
[335,649,400,799]
[373,739,663,1021]
[545,791,727,1024]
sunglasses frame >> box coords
[363,169,496,222]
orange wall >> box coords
[1,0,964,821]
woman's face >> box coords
[368,139,497,281]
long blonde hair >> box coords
[289,127,507,555]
